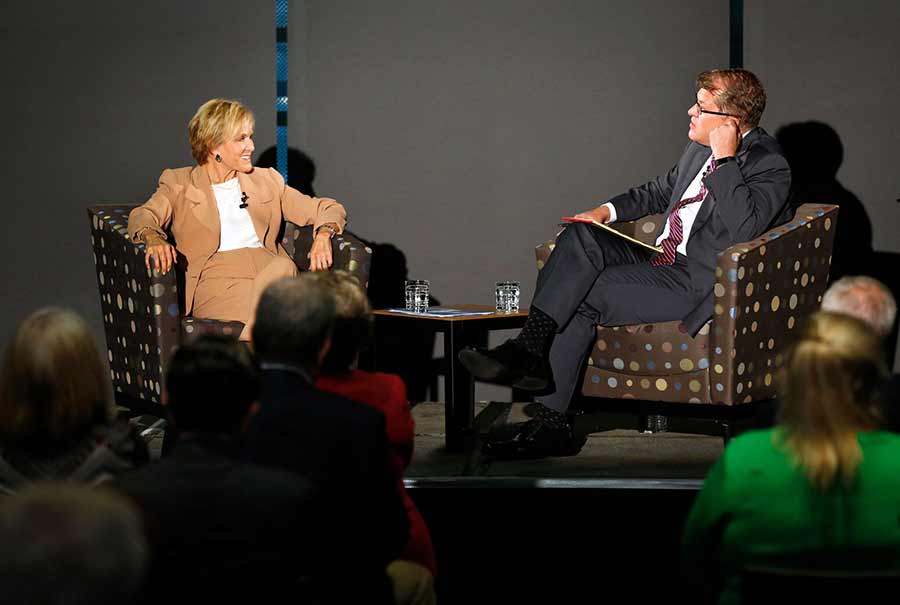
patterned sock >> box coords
[535,404,568,428]
[514,307,557,357]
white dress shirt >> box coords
[601,154,712,257]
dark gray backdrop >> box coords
[2,1,898,375]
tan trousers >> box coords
[191,247,298,341]
[386,560,437,605]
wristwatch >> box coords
[714,156,737,168]
[315,224,337,239]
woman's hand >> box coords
[308,232,334,271]
[144,238,176,275]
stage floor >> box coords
[407,401,725,481]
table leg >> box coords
[444,322,475,452]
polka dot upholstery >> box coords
[181,317,246,342]
[282,225,372,289]
[88,206,180,404]
[585,321,713,403]
[534,204,839,406]
[89,206,372,403]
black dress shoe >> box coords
[458,340,553,391]
[482,416,585,460]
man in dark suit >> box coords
[115,336,322,603]
[461,68,792,458]
[244,275,412,605]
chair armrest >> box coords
[709,203,839,404]
[88,205,181,404]
[288,224,373,289]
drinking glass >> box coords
[495,281,520,313]
[405,280,430,313]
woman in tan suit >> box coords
[127,98,347,340]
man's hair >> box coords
[776,312,888,491]
[188,98,255,165]
[165,335,261,434]
[0,483,148,605]
[696,68,767,128]
[0,308,114,453]
[252,275,336,369]
[315,271,374,374]
[821,275,897,337]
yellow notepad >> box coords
[562,217,663,254]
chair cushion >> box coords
[181,318,245,341]
[582,321,713,403]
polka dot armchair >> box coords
[534,203,839,407]
[88,205,372,404]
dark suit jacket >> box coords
[243,367,410,604]
[114,435,320,603]
[608,128,792,334]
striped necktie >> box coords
[650,158,716,267]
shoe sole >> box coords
[458,349,550,391]
[458,349,523,385]
[512,375,550,391]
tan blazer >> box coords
[127,165,347,315]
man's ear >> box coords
[316,337,332,370]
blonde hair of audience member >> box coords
[0,308,114,450]
[0,483,148,605]
[188,98,255,165]
[776,311,888,490]
[315,270,374,374]
[821,275,897,337]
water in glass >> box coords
[495,281,520,313]
[405,280,430,313]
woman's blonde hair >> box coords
[187,98,255,165]
[315,271,373,374]
[0,308,114,451]
[775,311,888,490]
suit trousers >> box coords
[192,247,298,341]
[533,222,701,413]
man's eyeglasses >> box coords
[693,102,740,119]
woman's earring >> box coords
[215,154,222,162]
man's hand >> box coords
[144,239,176,275]
[709,119,741,160]
[308,232,334,271]
[573,205,612,225]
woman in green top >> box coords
[682,311,900,603]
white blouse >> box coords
[212,178,263,252]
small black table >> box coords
[373,305,528,451]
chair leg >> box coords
[721,420,732,445]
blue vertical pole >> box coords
[730,0,743,68]
[276,0,289,179]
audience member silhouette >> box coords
[0,308,148,492]
[776,121,873,279]
[822,275,899,428]
[822,275,896,339]
[314,271,438,588]
[0,483,148,605]
[682,312,900,603]
[256,145,442,401]
[244,275,411,605]
[115,335,323,603]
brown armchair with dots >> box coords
[534,203,839,433]
[88,205,372,407]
